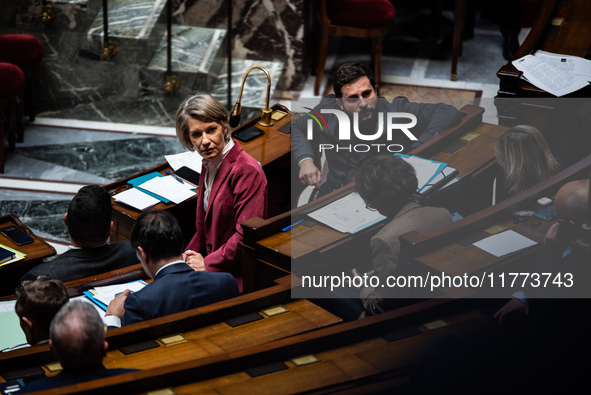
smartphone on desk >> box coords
[0,225,34,246]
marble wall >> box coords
[1,0,307,124]
[183,0,306,91]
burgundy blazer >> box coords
[186,142,267,292]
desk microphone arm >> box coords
[230,66,274,128]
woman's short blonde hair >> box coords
[495,124,560,195]
[175,93,231,151]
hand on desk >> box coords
[299,158,321,188]
[184,250,206,271]
[493,298,529,327]
[106,289,131,318]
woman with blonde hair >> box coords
[493,124,560,203]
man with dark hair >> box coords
[19,301,137,393]
[104,210,239,327]
[21,185,139,284]
[354,155,452,316]
[14,276,68,346]
[292,62,461,197]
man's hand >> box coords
[493,298,529,327]
[106,289,131,318]
[299,159,321,188]
[184,250,206,271]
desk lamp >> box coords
[230,66,274,128]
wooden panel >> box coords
[0,215,57,296]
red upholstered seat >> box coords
[0,62,25,97]
[327,0,395,29]
[0,34,44,68]
[0,62,26,173]
[0,34,44,124]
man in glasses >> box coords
[292,62,461,197]
[353,155,452,316]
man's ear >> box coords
[21,316,34,332]
[102,341,108,357]
[63,213,68,227]
[336,98,344,111]
[49,339,53,352]
[107,221,113,238]
[137,246,148,265]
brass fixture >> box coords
[230,66,274,128]
[164,75,180,94]
[40,4,55,24]
[101,41,117,61]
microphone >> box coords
[229,101,241,128]
[230,66,274,128]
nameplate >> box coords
[246,361,288,377]
[146,388,176,395]
[423,320,450,331]
[459,132,480,142]
[225,312,264,327]
[261,305,289,317]
[44,362,63,372]
[483,224,507,236]
[290,355,320,367]
[119,340,160,355]
[158,333,187,346]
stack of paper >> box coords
[165,150,203,173]
[0,244,25,268]
[83,280,148,311]
[512,52,590,97]
[307,192,386,234]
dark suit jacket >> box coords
[122,261,239,326]
[185,142,267,292]
[21,241,139,284]
[19,365,137,393]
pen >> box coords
[165,170,184,184]
[282,219,303,232]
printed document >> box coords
[512,54,589,97]
[473,230,537,257]
[307,192,386,234]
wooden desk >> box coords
[0,215,56,296]
[242,105,509,293]
[0,275,312,377]
[25,298,502,394]
[105,104,292,243]
[399,154,591,297]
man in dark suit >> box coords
[21,185,139,284]
[104,210,239,327]
[19,300,137,393]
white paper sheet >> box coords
[512,54,590,97]
[473,230,537,257]
[307,192,386,234]
[91,280,148,307]
[138,175,197,204]
[534,50,591,80]
[114,187,161,211]
[165,150,203,173]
